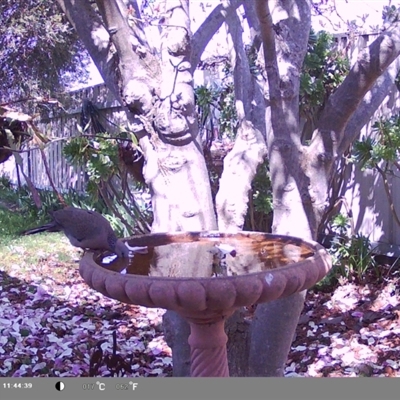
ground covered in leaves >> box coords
[0,238,399,377]
[0,239,172,378]
[287,267,400,377]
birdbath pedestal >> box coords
[79,231,332,377]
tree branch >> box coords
[255,0,281,108]
[216,2,267,231]
[56,0,119,99]
[224,0,252,119]
[242,0,260,38]
[216,120,267,231]
[340,57,400,154]
[311,21,400,157]
[95,0,159,113]
[3,134,134,154]
[190,0,242,72]
[306,24,400,221]
[122,0,149,48]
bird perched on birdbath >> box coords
[22,206,129,257]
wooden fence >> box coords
[2,32,400,254]
[0,84,127,192]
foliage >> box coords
[64,134,120,188]
[195,82,238,141]
[352,136,378,170]
[300,30,349,137]
[218,82,238,139]
[195,83,272,231]
[0,0,89,103]
[331,233,377,281]
[245,43,262,77]
[244,160,273,232]
[321,214,379,285]
[0,175,13,191]
[353,116,400,169]
[352,116,400,227]
[0,179,46,239]
[194,85,220,146]
[250,160,273,216]
[382,4,400,26]
[1,178,101,220]
[0,206,44,244]
[63,120,151,237]
[194,81,239,203]
[0,178,143,239]
[0,178,33,213]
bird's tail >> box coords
[21,223,59,236]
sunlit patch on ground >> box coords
[285,272,400,377]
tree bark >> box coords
[248,292,306,376]
[146,0,216,231]
[251,0,313,377]
[216,1,267,231]
[162,311,192,377]
[58,0,216,233]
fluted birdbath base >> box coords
[186,313,234,377]
[79,231,332,377]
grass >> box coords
[0,203,81,275]
[1,232,79,266]
[0,207,42,237]
[0,179,79,267]
[0,181,47,239]
[0,207,83,302]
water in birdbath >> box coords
[95,234,314,279]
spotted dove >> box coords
[22,206,129,257]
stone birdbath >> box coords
[79,231,332,377]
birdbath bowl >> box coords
[79,231,332,377]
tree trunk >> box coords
[162,311,192,377]
[225,308,251,377]
[248,292,306,376]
